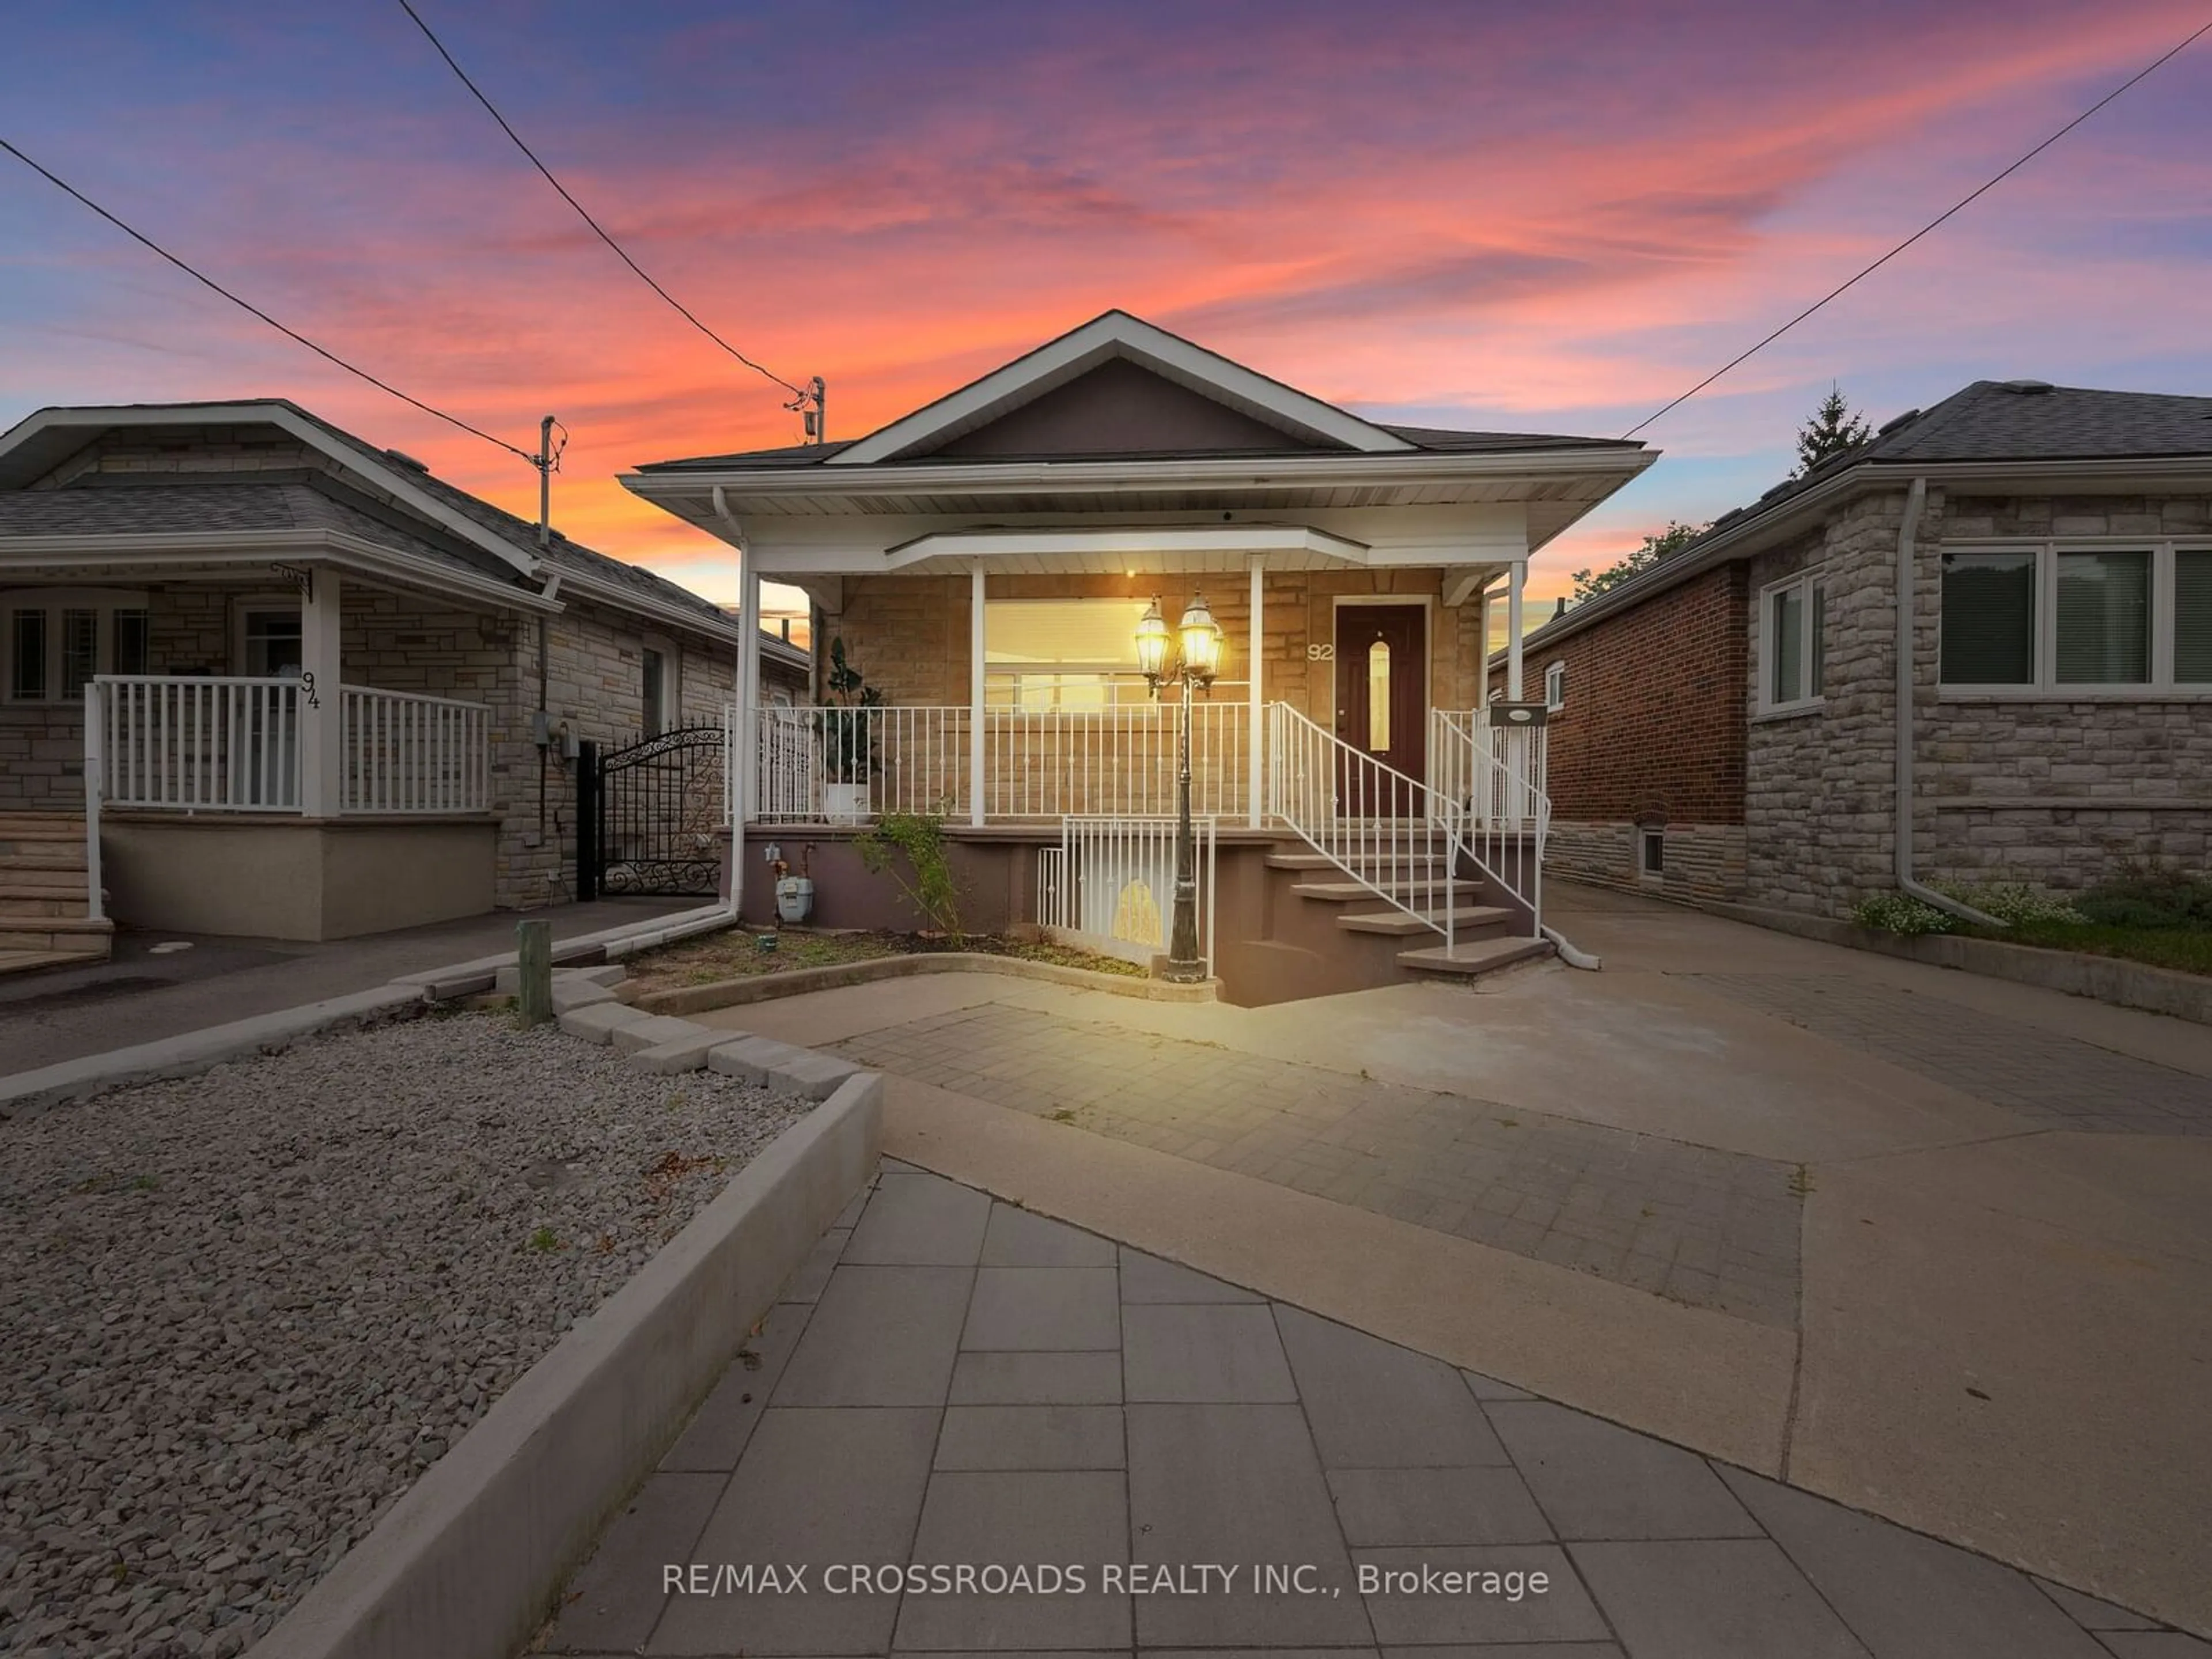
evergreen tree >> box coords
[1795,382,1873,476]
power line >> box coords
[0,135,539,464]
[1621,16,2212,440]
[395,0,807,403]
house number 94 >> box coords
[1305,643,1335,661]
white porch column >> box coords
[1506,560,1526,702]
[735,562,761,913]
[1247,560,1264,828]
[1476,584,1493,709]
[300,568,342,816]
[968,566,987,827]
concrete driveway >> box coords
[0,897,698,1078]
[689,883,2212,1637]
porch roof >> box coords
[878,523,1376,576]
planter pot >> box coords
[823,783,870,825]
[775,876,815,924]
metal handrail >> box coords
[1266,702,1461,948]
[1431,709,1549,939]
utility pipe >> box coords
[1893,476,2005,928]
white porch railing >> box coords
[1035,814,1216,973]
[753,705,971,823]
[340,685,491,813]
[745,699,1249,823]
[983,697,1247,819]
[1267,702,1465,948]
[1430,709,1546,827]
[93,675,490,816]
[1431,709,1548,936]
[97,675,304,810]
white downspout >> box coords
[1893,476,2005,928]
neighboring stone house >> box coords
[1497,380,2212,915]
[0,399,791,953]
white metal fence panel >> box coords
[749,705,969,824]
[1036,814,1215,972]
[982,694,1247,820]
[1429,709,1548,937]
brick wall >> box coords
[1483,564,1749,901]
[825,567,1476,727]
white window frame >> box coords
[640,633,680,736]
[1756,570,1825,717]
[1543,660,1566,713]
[1938,538,2212,699]
[2,588,151,703]
[1639,827,1665,878]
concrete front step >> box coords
[1335,903,1512,937]
[1265,849,1450,873]
[0,891,93,920]
[0,916,115,952]
[0,945,109,976]
[1292,877,1474,903]
[1395,935,1555,978]
[0,865,93,891]
[0,844,90,872]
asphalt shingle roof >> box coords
[636,421,1637,472]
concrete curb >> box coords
[634,949,1218,1017]
[251,1070,884,1659]
[1704,900,2212,1026]
[389,905,731,1000]
[0,985,428,1118]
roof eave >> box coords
[1501,450,2212,658]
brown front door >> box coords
[1335,604,1426,815]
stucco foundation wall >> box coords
[1543,820,1746,904]
[1741,487,2212,917]
[100,816,497,940]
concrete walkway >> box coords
[0,897,695,1078]
[533,1163,2204,1657]
[673,885,2212,1636]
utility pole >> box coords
[791,377,827,445]
[535,414,557,547]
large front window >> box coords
[984,599,1158,709]
[1,590,152,702]
[1941,543,2211,693]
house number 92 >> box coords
[1305,643,1334,661]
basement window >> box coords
[1641,828,1665,876]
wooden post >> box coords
[516,918,553,1027]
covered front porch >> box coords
[4,558,517,941]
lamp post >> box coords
[1136,592,1222,982]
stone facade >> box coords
[1523,484,2212,918]
[1741,487,2212,914]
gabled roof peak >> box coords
[828,309,1422,467]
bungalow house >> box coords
[0,399,805,966]
[1494,379,2212,916]
[623,310,1655,1003]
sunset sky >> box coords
[4,2,2209,616]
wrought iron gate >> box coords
[578,725,726,898]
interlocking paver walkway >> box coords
[1684,974,2212,1135]
[528,1164,2201,1657]
[830,1003,1806,1327]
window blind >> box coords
[2055,551,2149,684]
[2176,551,2212,684]
[1940,551,2035,684]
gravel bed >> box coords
[0,1012,811,1658]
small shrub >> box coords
[2074,863,2212,931]
[1853,892,1955,936]
[1931,881,2085,927]
[854,808,964,940]
[526,1226,562,1253]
